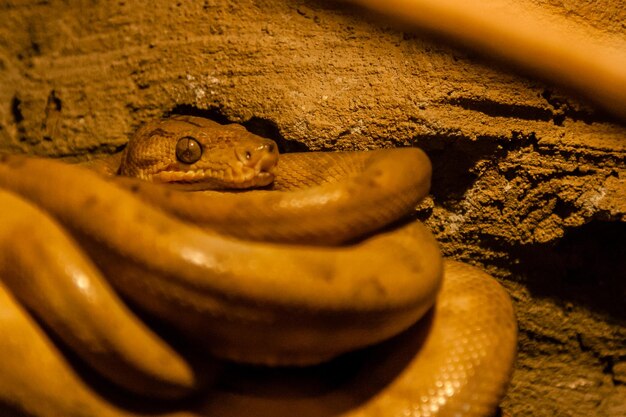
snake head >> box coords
[120,115,279,190]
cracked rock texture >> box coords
[0,0,624,415]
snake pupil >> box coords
[176,136,202,164]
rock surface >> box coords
[0,0,624,415]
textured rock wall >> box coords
[1,0,625,415]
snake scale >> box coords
[0,115,516,417]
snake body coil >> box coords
[0,116,516,417]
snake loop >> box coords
[0,116,516,417]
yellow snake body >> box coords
[0,116,516,417]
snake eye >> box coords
[245,151,251,160]
[176,136,202,164]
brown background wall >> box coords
[1,0,625,415]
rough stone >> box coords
[0,0,624,415]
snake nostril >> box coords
[239,142,277,166]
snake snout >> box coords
[236,139,279,173]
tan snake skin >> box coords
[0,116,516,417]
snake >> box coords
[0,115,516,417]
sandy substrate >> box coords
[0,0,625,415]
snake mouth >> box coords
[151,164,275,190]
[229,164,275,189]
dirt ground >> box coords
[1,0,625,415]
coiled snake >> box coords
[0,116,516,417]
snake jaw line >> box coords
[148,162,275,190]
